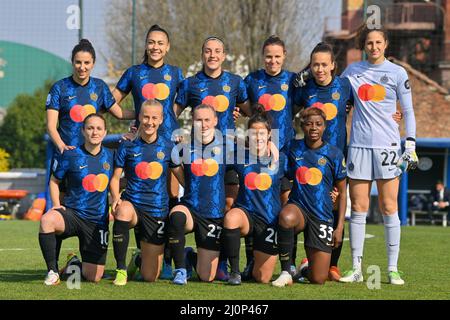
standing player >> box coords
[174,36,251,280]
[39,114,113,285]
[110,100,184,286]
[223,105,285,285]
[272,107,347,286]
[339,26,417,285]
[167,104,230,285]
[45,39,134,211]
[294,42,403,281]
[112,25,184,279]
[243,36,296,277]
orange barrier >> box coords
[24,198,46,221]
[0,190,28,200]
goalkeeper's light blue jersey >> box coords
[341,59,416,150]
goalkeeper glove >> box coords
[397,138,419,172]
[293,68,311,88]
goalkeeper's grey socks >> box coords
[349,211,367,271]
[383,213,401,272]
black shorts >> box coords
[58,208,109,265]
[281,176,293,193]
[133,204,167,246]
[289,201,334,254]
[225,169,239,185]
[240,208,278,256]
[190,210,223,252]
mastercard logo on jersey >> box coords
[311,102,337,120]
[358,84,386,102]
[258,94,286,111]
[296,166,323,186]
[135,161,163,180]
[142,83,170,100]
[244,172,272,191]
[70,104,96,123]
[202,95,230,112]
[82,174,109,192]
[191,158,219,177]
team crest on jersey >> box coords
[318,157,327,166]
[157,151,165,160]
[281,84,289,91]
[164,74,172,81]
[380,74,389,84]
[90,93,98,101]
[332,92,340,100]
[212,147,221,156]
[103,162,110,170]
[223,85,231,93]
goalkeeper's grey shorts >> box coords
[346,147,402,180]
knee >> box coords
[199,272,214,282]
[309,274,327,285]
[168,212,187,233]
[379,201,398,215]
[279,211,297,228]
[40,211,57,231]
[143,273,157,283]
[254,272,272,284]
[223,211,241,229]
[83,272,102,283]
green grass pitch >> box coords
[0,220,449,300]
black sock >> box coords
[277,226,294,272]
[168,212,186,269]
[134,227,141,250]
[223,228,241,273]
[39,232,58,272]
[187,250,197,272]
[113,220,130,270]
[292,233,298,266]
[330,224,344,267]
[55,235,63,271]
[163,241,172,266]
[244,235,254,266]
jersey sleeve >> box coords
[292,87,304,108]
[46,83,61,111]
[342,77,354,105]
[175,79,189,109]
[396,67,416,139]
[236,76,249,104]
[116,67,133,94]
[101,80,116,111]
[177,67,185,84]
[52,152,70,180]
[285,146,296,181]
[114,142,127,168]
[333,150,347,182]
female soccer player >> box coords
[339,26,417,285]
[112,25,184,278]
[223,105,285,285]
[174,36,251,280]
[110,99,184,286]
[272,107,347,286]
[167,104,230,285]
[39,113,114,285]
[45,39,134,211]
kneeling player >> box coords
[167,104,230,285]
[39,114,113,285]
[272,107,347,286]
[110,100,183,285]
[223,106,285,285]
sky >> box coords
[0,0,341,78]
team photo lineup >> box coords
[35,16,422,293]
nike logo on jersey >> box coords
[308,94,316,99]
[326,242,333,246]
[133,153,142,157]
[244,164,251,167]
[200,88,207,92]
[139,76,147,80]
[79,165,88,169]
[68,96,76,100]
[258,85,267,90]
[356,74,364,78]
[295,157,304,161]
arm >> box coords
[174,102,184,118]
[49,176,63,209]
[236,100,252,117]
[108,103,136,120]
[332,178,347,248]
[171,166,185,188]
[110,167,124,213]
[46,109,75,154]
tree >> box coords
[0,83,50,168]
[106,0,326,74]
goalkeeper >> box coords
[332,25,417,285]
